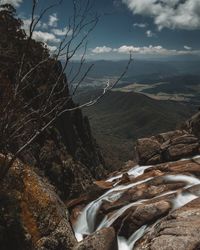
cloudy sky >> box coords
[1,0,200,60]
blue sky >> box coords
[2,0,200,60]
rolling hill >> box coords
[76,89,196,169]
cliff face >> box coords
[1,66,106,200]
[0,5,106,200]
[29,105,106,199]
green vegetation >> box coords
[77,88,195,169]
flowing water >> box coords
[74,155,200,249]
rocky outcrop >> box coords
[185,111,200,139]
[134,198,200,250]
[0,5,106,201]
[20,102,106,200]
[73,227,117,250]
[135,112,200,166]
[118,200,171,238]
[37,137,95,199]
[135,130,200,165]
[0,154,76,250]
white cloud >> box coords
[22,18,32,33]
[22,17,61,45]
[115,45,200,56]
[146,30,155,37]
[133,23,147,28]
[122,0,200,30]
[41,22,48,29]
[92,46,113,54]
[114,45,176,55]
[47,45,57,52]
[113,45,140,53]
[91,44,200,56]
[22,18,49,33]
[51,26,73,36]
[48,13,58,27]
[32,31,60,43]
[184,45,192,50]
[0,0,22,7]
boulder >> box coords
[73,227,117,250]
[119,201,171,238]
[135,138,161,165]
[135,130,200,165]
[134,198,200,250]
[0,154,76,250]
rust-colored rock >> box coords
[94,180,113,190]
[0,155,76,250]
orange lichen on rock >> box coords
[20,200,40,244]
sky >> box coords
[1,0,200,60]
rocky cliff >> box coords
[0,5,108,249]
[0,4,106,200]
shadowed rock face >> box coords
[185,112,200,139]
[20,107,106,200]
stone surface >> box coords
[0,155,76,250]
[185,111,200,139]
[73,227,117,250]
[135,130,200,165]
[119,201,171,238]
[135,138,161,165]
[134,198,200,250]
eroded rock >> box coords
[135,130,200,165]
[134,198,200,250]
[73,227,117,250]
[0,155,76,250]
[119,200,171,238]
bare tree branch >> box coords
[0,0,132,181]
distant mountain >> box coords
[68,60,200,83]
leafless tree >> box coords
[0,0,132,180]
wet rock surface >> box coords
[72,155,200,250]
[73,227,117,250]
[134,198,200,250]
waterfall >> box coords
[73,155,200,249]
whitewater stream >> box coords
[73,155,200,249]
